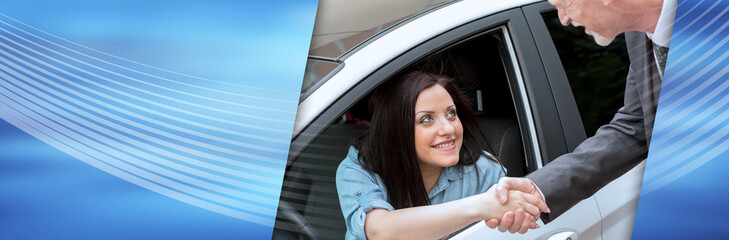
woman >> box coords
[336,71,547,239]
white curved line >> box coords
[650,52,729,125]
[0,60,289,159]
[0,106,275,226]
[0,55,287,144]
[0,64,284,168]
[672,0,704,25]
[641,134,729,197]
[0,12,297,96]
[669,0,724,47]
[644,103,729,180]
[651,96,729,158]
[0,36,296,124]
[0,45,293,137]
[0,25,297,106]
[0,82,283,199]
[0,58,288,152]
[651,76,729,149]
[660,16,729,96]
[0,96,279,219]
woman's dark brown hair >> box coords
[353,71,497,209]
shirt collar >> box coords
[445,164,465,181]
[646,0,677,48]
[427,165,465,199]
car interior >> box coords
[273,29,529,240]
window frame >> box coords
[523,2,588,154]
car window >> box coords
[540,10,630,137]
[273,27,537,240]
[301,59,341,95]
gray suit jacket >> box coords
[527,31,663,222]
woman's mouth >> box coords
[431,140,456,151]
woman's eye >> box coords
[419,115,433,124]
[447,109,457,118]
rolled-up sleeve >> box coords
[336,154,394,239]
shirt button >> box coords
[355,192,361,196]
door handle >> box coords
[548,231,577,240]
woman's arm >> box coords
[363,186,546,240]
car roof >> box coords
[309,0,457,60]
[309,0,542,61]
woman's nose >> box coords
[437,119,455,136]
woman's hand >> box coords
[477,184,548,232]
[484,177,551,233]
[360,183,549,239]
[362,185,546,239]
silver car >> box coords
[273,0,644,239]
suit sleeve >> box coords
[527,40,650,222]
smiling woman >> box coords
[335,71,544,239]
[414,84,463,183]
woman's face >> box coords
[413,84,464,172]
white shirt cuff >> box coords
[528,178,547,203]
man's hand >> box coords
[484,177,550,233]
[484,210,538,234]
[494,177,547,206]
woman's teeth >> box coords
[432,141,454,148]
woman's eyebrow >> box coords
[416,105,456,115]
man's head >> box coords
[548,0,663,46]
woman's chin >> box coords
[420,148,461,168]
[438,148,461,167]
[440,155,460,167]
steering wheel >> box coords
[272,200,321,240]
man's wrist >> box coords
[528,179,547,203]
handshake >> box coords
[478,177,550,234]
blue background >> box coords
[633,0,729,238]
[0,1,317,239]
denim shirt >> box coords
[335,146,506,240]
